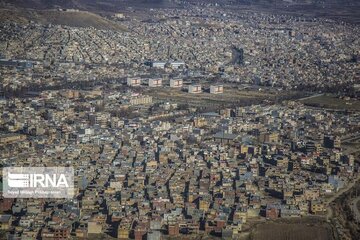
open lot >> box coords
[342,141,360,155]
[145,86,297,110]
[249,218,333,240]
[300,94,360,111]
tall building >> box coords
[231,47,244,65]
[210,85,224,94]
[127,77,141,86]
[148,78,162,87]
[170,79,183,88]
[188,85,202,94]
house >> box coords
[0,215,12,230]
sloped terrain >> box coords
[1,0,359,23]
[0,8,127,31]
[0,0,172,11]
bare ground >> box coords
[0,8,127,31]
[248,217,334,240]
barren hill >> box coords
[0,8,127,31]
[0,0,359,23]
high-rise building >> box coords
[148,78,162,87]
[231,47,244,65]
[210,85,224,94]
[127,77,141,86]
[188,85,202,93]
[170,79,183,88]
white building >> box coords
[148,78,162,87]
[114,13,125,19]
[170,79,183,88]
[151,61,166,69]
[189,85,202,94]
[210,85,224,94]
[170,61,185,69]
[127,77,141,86]
[130,96,153,105]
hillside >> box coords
[0,0,359,23]
[0,8,127,31]
[0,0,172,12]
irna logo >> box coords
[8,173,69,188]
[3,167,74,198]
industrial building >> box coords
[170,79,183,88]
[210,85,224,94]
[188,85,202,94]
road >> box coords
[350,197,360,223]
[341,134,360,143]
[326,175,360,221]
[297,93,324,101]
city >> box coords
[0,0,359,239]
